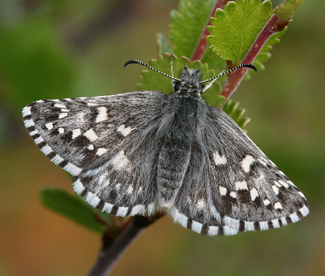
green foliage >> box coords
[40,187,111,233]
[207,0,273,63]
[157,32,173,56]
[170,0,215,58]
[0,17,75,109]
[253,27,287,71]
[223,100,250,129]
[275,0,305,20]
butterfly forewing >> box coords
[23,91,168,216]
[23,91,167,170]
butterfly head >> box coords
[173,66,204,98]
[124,59,257,96]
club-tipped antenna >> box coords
[124,59,181,81]
[200,63,257,84]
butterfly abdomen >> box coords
[157,136,192,207]
[156,95,203,208]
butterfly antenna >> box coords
[124,59,180,81]
[200,63,257,84]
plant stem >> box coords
[220,14,289,107]
[87,214,164,276]
[191,0,232,61]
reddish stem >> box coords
[220,14,288,107]
[191,0,233,61]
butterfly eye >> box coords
[173,82,181,92]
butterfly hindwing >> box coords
[74,120,164,217]
[170,106,309,236]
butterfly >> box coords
[22,57,309,236]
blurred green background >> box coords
[0,0,324,275]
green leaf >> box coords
[253,27,287,72]
[40,187,111,233]
[201,47,228,82]
[275,0,304,20]
[170,0,215,58]
[137,54,224,108]
[222,99,250,129]
[157,32,173,56]
[207,0,273,62]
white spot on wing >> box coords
[22,106,31,117]
[117,125,134,137]
[191,220,203,233]
[272,185,279,195]
[59,113,68,119]
[241,155,255,173]
[84,128,98,142]
[130,205,146,216]
[51,154,64,164]
[290,212,299,223]
[244,221,254,231]
[88,145,94,150]
[97,148,107,156]
[223,226,238,236]
[213,151,227,165]
[54,103,67,109]
[63,162,82,176]
[208,226,219,236]
[259,221,269,230]
[235,181,248,191]
[96,107,107,122]
[29,130,38,136]
[112,150,130,171]
[230,191,237,198]
[58,128,65,134]
[45,123,53,130]
[85,192,100,207]
[274,202,283,210]
[219,186,227,196]
[299,205,309,216]
[41,145,53,155]
[173,209,188,228]
[147,203,155,215]
[281,217,287,226]
[24,119,34,128]
[116,207,129,217]
[250,188,259,201]
[272,219,280,228]
[34,137,44,144]
[263,199,270,206]
[72,129,81,139]
[102,203,113,213]
[73,179,85,194]
[278,180,289,188]
[224,216,240,230]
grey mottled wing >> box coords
[23,91,168,216]
[170,106,309,236]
